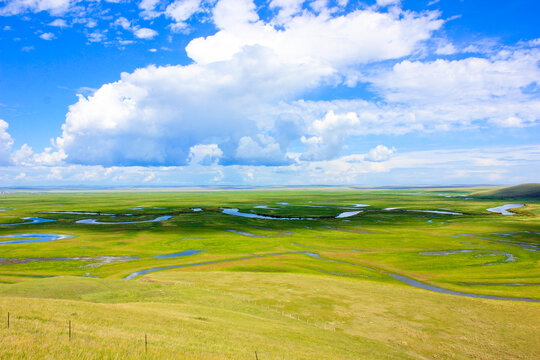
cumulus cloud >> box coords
[435,42,456,55]
[235,135,289,165]
[301,111,360,160]
[187,0,442,67]
[376,0,401,7]
[134,27,158,39]
[114,17,131,30]
[55,44,332,166]
[366,49,540,128]
[0,119,14,165]
[39,32,55,40]
[188,144,223,165]
[371,50,540,104]
[11,144,66,166]
[0,0,74,16]
[10,143,33,165]
[165,0,202,31]
[139,0,162,19]
[53,0,442,168]
[86,30,106,42]
[48,18,68,27]
[269,0,305,24]
[364,145,395,162]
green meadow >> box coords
[0,188,538,359]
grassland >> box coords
[0,187,539,359]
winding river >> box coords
[123,251,539,302]
[76,215,172,224]
[0,233,75,245]
[407,210,463,215]
[154,250,204,259]
[486,204,524,215]
[335,211,362,219]
[389,274,539,302]
[222,208,312,220]
[0,217,55,226]
[223,208,364,220]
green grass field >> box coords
[0,187,539,359]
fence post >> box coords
[145,334,148,354]
[69,320,71,341]
[7,312,9,329]
[255,350,259,360]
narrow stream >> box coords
[486,204,524,215]
[76,215,172,224]
[0,233,75,245]
[389,274,540,302]
[0,217,55,226]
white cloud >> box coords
[364,145,395,162]
[114,17,131,30]
[187,0,442,67]
[188,144,223,165]
[116,39,135,46]
[371,50,540,104]
[134,27,158,39]
[235,135,288,165]
[0,119,14,165]
[0,0,74,16]
[39,32,55,40]
[85,18,97,28]
[21,45,34,51]
[364,49,540,129]
[376,0,401,7]
[269,0,305,24]
[54,43,335,166]
[11,144,66,166]
[528,38,540,47]
[25,0,539,177]
[139,0,161,19]
[301,111,360,160]
[33,147,67,165]
[87,30,106,42]
[11,144,33,165]
[142,172,156,182]
[1,144,539,186]
[435,42,456,55]
[48,18,67,27]
[165,0,202,30]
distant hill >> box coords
[472,183,540,199]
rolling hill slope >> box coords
[473,183,540,199]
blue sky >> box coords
[0,0,538,186]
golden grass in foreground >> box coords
[0,272,539,359]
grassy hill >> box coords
[472,183,540,199]
[1,273,539,359]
